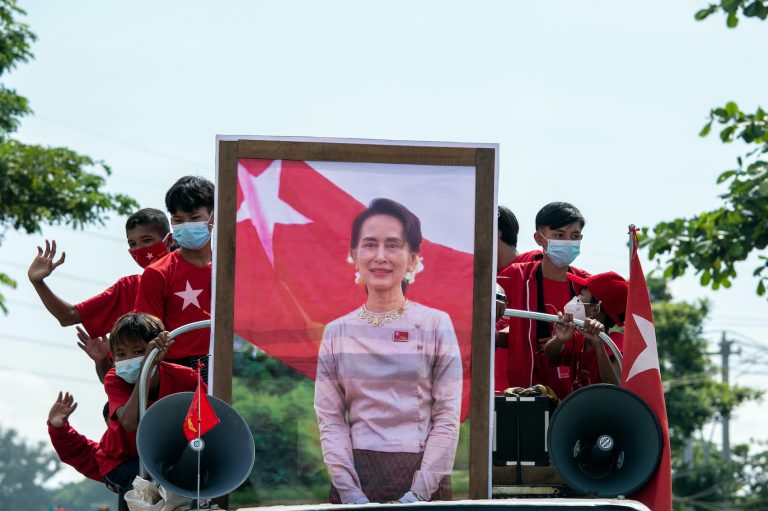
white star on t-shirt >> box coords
[174,280,203,310]
[236,160,311,267]
[625,313,660,382]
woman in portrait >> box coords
[314,198,463,504]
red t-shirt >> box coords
[74,275,141,338]
[48,421,102,482]
[134,251,212,359]
[531,278,574,398]
[550,331,625,397]
[95,362,203,476]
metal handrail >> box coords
[503,308,623,375]
[137,319,212,477]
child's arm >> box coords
[47,391,103,482]
[115,332,174,432]
[543,312,575,356]
[584,325,620,386]
[28,240,81,326]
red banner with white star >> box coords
[232,158,475,420]
[622,231,672,511]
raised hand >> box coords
[28,240,66,283]
[76,326,110,362]
[48,391,77,428]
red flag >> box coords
[622,230,672,511]
[183,380,221,442]
[233,159,475,420]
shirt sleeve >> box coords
[313,323,365,504]
[134,265,166,320]
[103,370,133,419]
[411,311,462,500]
[48,421,103,482]
[75,277,135,338]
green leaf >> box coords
[700,121,713,137]
[727,10,739,27]
[717,170,738,183]
[694,5,716,20]
[700,270,712,286]
[725,101,739,116]
[758,280,766,296]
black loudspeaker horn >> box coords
[137,392,255,499]
[548,384,662,498]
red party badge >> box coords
[393,331,409,342]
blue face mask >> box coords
[545,239,581,268]
[115,356,144,384]
[173,221,211,251]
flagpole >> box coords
[197,362,202,510]
[628,224,636,273]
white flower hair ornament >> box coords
[404,256,424,284]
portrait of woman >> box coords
[313,197,463,504]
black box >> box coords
[492,394,557,467]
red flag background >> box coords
[232,159,475,420]
[622,233,672,511]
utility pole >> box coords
[715,331,740,463]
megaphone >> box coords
[548,384,662,497]
[137,392,255,499]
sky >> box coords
[1,0,767,486]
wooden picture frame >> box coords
[211,136,498,500]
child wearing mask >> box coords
[542,272,627,396]
[134,176,214,381]
[96,313,201,511]
[28,209,171,337]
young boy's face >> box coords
[127,225,165,250]
[171,206,212,225]
[111,338,147,362]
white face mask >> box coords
[563,296,587,323]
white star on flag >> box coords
[236,160,312,267]
[146,253,154,260]
[175,280,203,310]
[625,313,660,382]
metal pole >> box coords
[502,309,623,375]
[628,224,636,274]
[137,319,212,478]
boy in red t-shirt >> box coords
[134,176,214,381]
[28,209,171,380]
[97,313,201,511]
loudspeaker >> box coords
[137,392,255,499]
[548,384,662,498]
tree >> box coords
[642,3,768,299]
[0,426,58,510]
[0,0,138,313]
[649,275,766,510]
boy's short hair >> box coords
[165,176,215,215]
[109,313,165,354]
[535,202,585,230]
[498,205,519,247]
[125,208,170,238]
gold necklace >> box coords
[358,299,408,327]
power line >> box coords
[0,259,113,287]
[0,365,96,385]
[38,115,210,171]
[2,333,75,350]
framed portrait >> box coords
[210,137,497,506]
